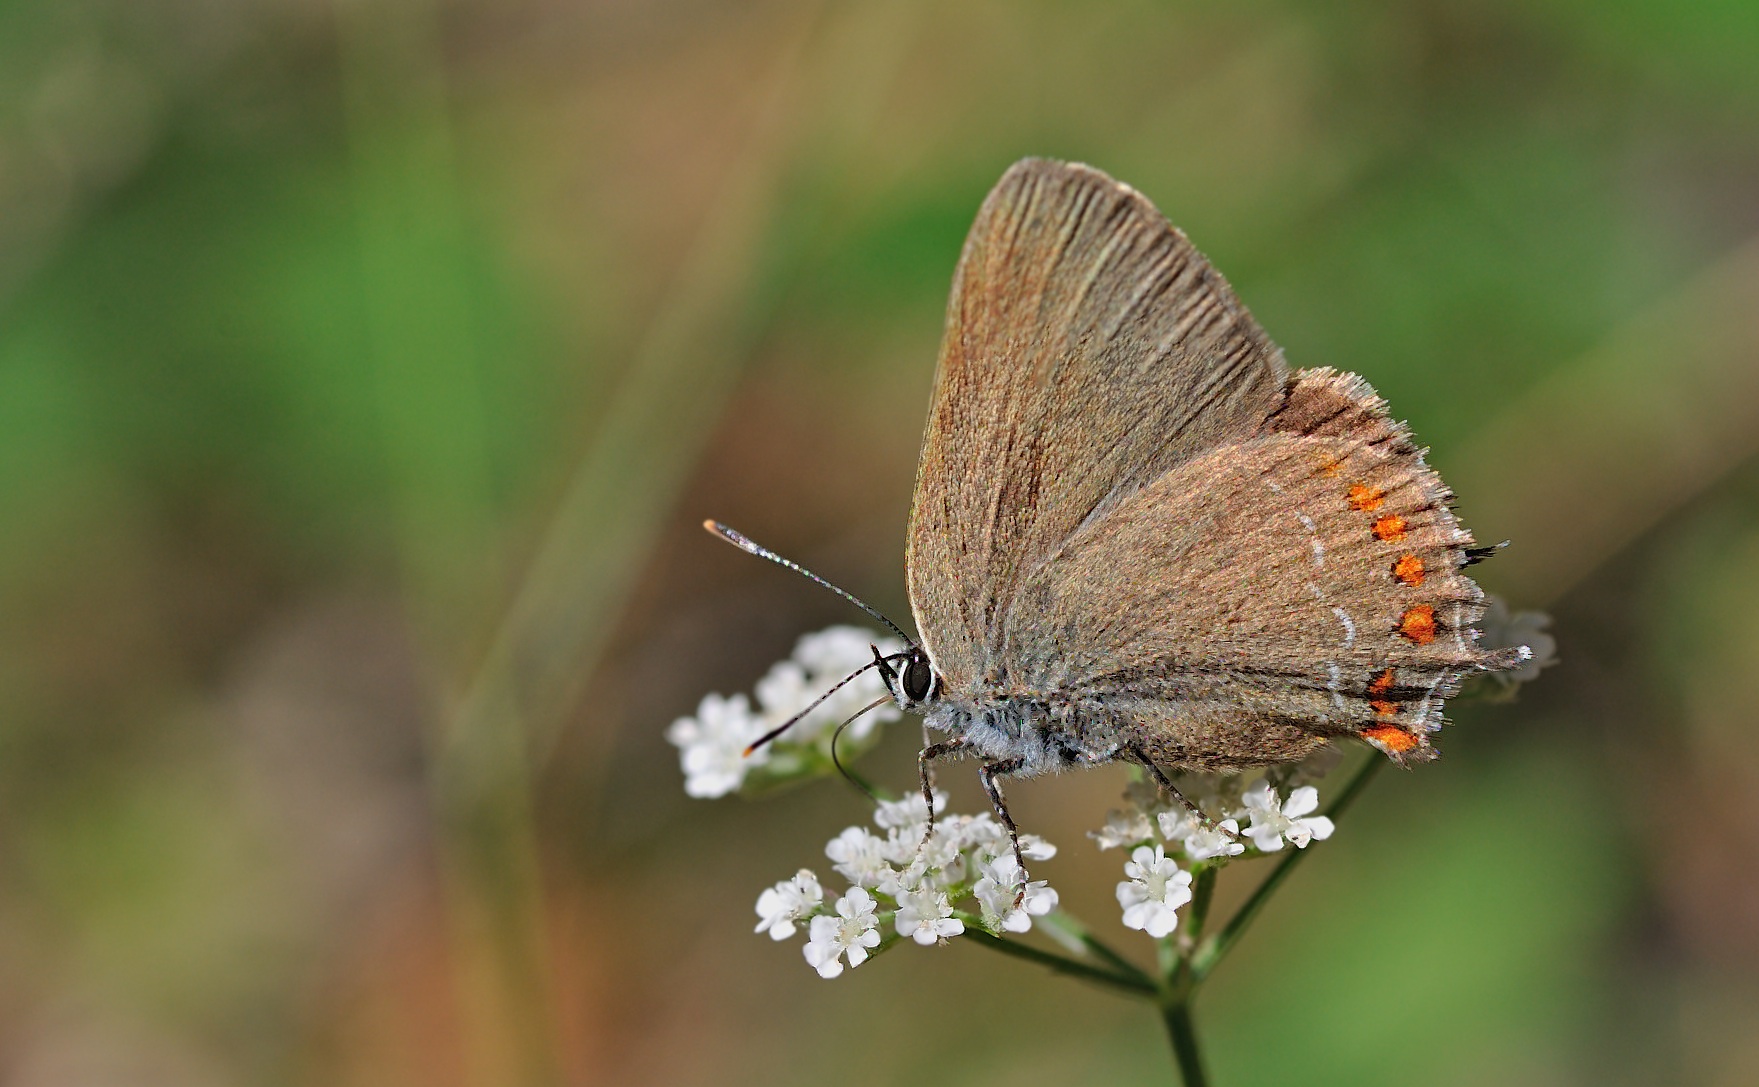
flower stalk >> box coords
[1160,998,1208,1087]
[957,919,1157,996]
[1188,757,1382,982]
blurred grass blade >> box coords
[338,0,927,1082]
[336,0,554,1082]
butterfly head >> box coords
[876,643,939,713]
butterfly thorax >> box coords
[924,694,1125,777]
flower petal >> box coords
[1284,786,1320,818]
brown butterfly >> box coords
[710,157,1527,876]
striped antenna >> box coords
[703,520,914,646]
[740,653,906,755]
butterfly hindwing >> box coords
[1000,368,1524,766]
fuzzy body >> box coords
[925,697,1122,776]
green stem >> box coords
[1040,911,1156,984]
[1186,865,1219,942]
[1156,932,1181,981]
[1159,995,1209,1087]
[956,920,1158,997]
[1086,933,1152,984]
[1189,755,1384,980]
[1152,866,1214,1084]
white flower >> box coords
[974,854,1058,933]
[754,869,825,940]
[950,813,1008,856]
[873,855,929,898]
[873,793,964,875]
[825,826,894,888]
[669,626,912,799]
[752,661,816,728]
[1239,781,1334,852]
[1117,845,1193,937]
[1150,807,1242,863]
[665,692,764,798]
[873,790,947,831]
[895,887,964,945]
[1089,807,1154,850]
[1155,808,1197,844]
[792,626,900,688]
[1180,818,1245,862]
[802,887,882,979]
[881,812,1000,886]
[883,822,964,874]
[1277,786,1335,848]
[756,626,906,746]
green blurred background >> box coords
[4,1,1759,1084]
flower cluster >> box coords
[1094,754,1340,938]
[674,625,1355,977]
[666,626,906,798]
[753,790,1059,978]
[676,614,1552,1007]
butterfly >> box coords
[710,158,1528,876]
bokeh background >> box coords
[5,1,1759,1084]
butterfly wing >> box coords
[906,158,1288,693]
[1002,368,1526,766]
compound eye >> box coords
[902,655,934,703]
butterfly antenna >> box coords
[830,696,891,801]
[703,520,915,646]
[741,655,906,756]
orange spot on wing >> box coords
[1373,514,1408,542]
[1399,605,1437,644]
[1369,699,1399,717]
[1368,668,1396,696]
[1347,484,1385,512]
[1363,724,1419,753]
[1392,554,1426,585]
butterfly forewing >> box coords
[906,159,1289,695]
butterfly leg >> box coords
[977,756,1030,906]
[1128,745,1236,840]
[917,738,970,847]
